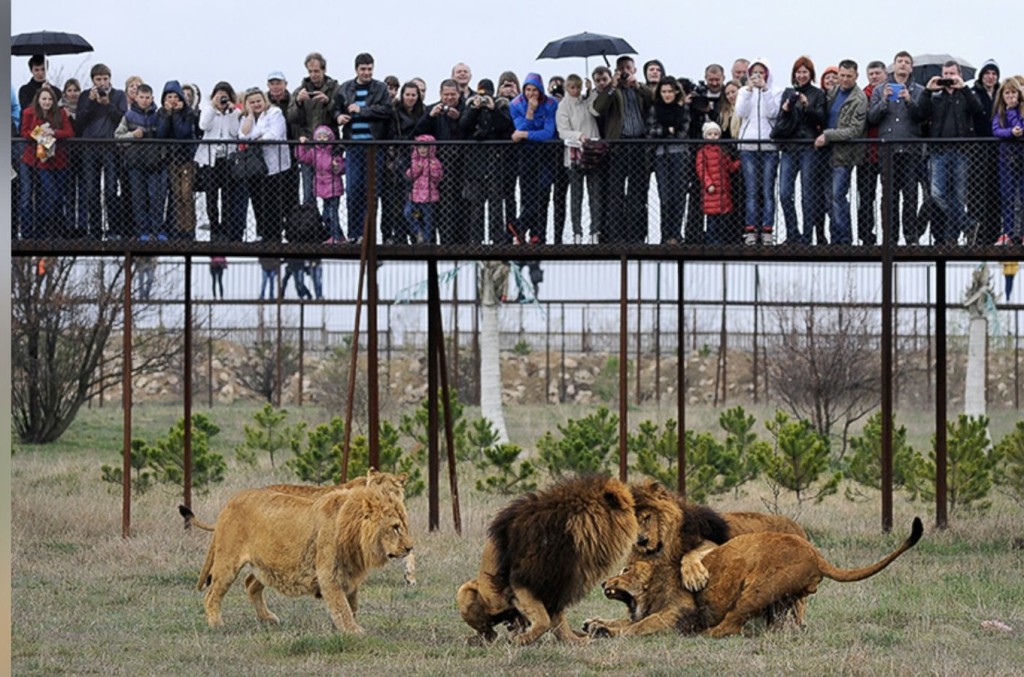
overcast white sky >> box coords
[9,0,1022,100]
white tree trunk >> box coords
[964,317,987,418]
[479,262,509,443]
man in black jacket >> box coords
[918,61,982,245]
[415,79,466,243]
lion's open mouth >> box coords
[603,587,637,615]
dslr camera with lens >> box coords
[98,87,111,98]
[937,78,955,87]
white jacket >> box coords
[735,57,781,151]
[194,104,241,166]
[237,105,291,175]
[556,93,600,167]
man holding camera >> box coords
[460,78,514,244]
[918,61,982,245]
[75,63,128,240]
[415,79,466,243]
[288,52,341,206]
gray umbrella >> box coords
[537,32,637,70]
[910,53,976,83]
[11,30,94,56]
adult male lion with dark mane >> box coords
[586,517,923,638]
[180,470,417,585]
[184,484,413,634]
[456,475,638,646]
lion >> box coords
[456,474,638,646]
[586,517,923,639]
[187,483,413,634]
[179,470,417,586]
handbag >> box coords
[769,89,801,141]
[228,145,267,181]
[579,139,610,173]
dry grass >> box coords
[11,402,1024,676]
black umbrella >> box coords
[909,53,975,83]
[537,32,637,69]
[11,30,94,56]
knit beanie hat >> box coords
[477,78,495,96]
[978,59,1000,79]
[702,121,722,138]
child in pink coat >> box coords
[404,134,443,244]
[295,125,345,243]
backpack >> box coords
[285,203,328,244]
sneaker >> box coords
[157,233,168,241]
[138,234,150,242]
[760,227,775,245]
[995,234,1012,246]
[743,227,758,246]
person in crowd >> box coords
[115,74,144,241]
[735,58,780,245]
[335,52,393,244]
[258,256,279,300]
[305,258,324,299]
[415,78,467,243]
[918,61,983,245]
[265,70,299,227]
[289,52,341,205]
[282,258,312,299]
[555,73,600,245]
[856,60,888,245]
[644,59,664,90]
[19,86,74,238]
[412,77,427,100]
[196,81,244,241]
[404,134,444,244]
[731,58,750,85]
[460,78,514,244]
[60,79,81,119]
[238,86,291,242]
[814,59,867,245]
[156,80,199,239]
[209,256,227,299]
[991,77,1024,245]
[18,54,50,110]
[294,124,346,243]
[680,63,727,245]
[867,50,928,245]
[820,66,839,91]
[510,72,559,244]
[590,56,653,243]
[384,81,425,244]
[114,83,165,240]
[697,121,741,244]
[75,63,128,239]
[647,76,689,243]
[59,78,83,232]
[452,63,473,101]
[124,76,142,109]
[547,75,571,244]
[384,75,400,102]
[774,55,827,246]
[718,78,746,237]
[496,71,522,232]
[969,60,1002,245]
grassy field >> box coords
[11,402,1024,676]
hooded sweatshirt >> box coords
[157,80,198,161]
[972,59,1001,137]
[735,57,781,150]
[115,98,163,171]
[509,72,559,141]
[294,124,345,198]
[406,134,443,203]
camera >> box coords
[937,78,955,87]
[305,82,317,94]
[98,87,111,98]
[219,95,230,106]
[550,84,565,98]
[441,104,450,113]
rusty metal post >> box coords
[207,304,213,409]
[753,265,760,404]
[935,262,948,529]
[122,254,134,538]
[298,302,305,406]
[677,260,686,497]
[655,263,662,404]
[880,144,895,533]
[366,150,380,468]
[183,256,193,511]
[429,267,461,535]
[427,261,440,532]
[341,218,370,481]
[619,256,629,482]
[635,261,642,404]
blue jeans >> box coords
[999,153,1024,239]
[345,146,381,241]
[739,150,779,228]
[830,166,853,245]
[80,144,120,237]
[128,169,168,238]
[654,150,685,242]
[18,166,66,239]
[404,201,436,242]
[779,147,826,244]
[929,151,968,244]
[260,269,277,300]
[307,263,323,299]
[517,143,554,242]
[299,161,315,205]
[321,196,342,241]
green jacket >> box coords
[589,84,653,140]
[823,84,867,167]
[287,75,341,139]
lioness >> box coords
[188,484,413,634]
[457,475,638,646]
[586,517,923,638]
[180,470,417,586]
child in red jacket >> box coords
[404,134,443,244]
[696,122,740,245]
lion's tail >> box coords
[819,517,923,583]
[178,504,216,532]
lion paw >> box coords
[403,572,417,586]
[681,559,710,592]
[583,620,613,639]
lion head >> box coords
[630,480,684,556]
[602,560,655,621]
[336,486,414,568]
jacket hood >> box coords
[643,59,666,83]
[414,134,438,157]
[521,72,547,100]
[161,80,187,105]
[977,59,1000,80]
[313,124,336,141]
[749,57,774,88]
[820,65,838,90]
